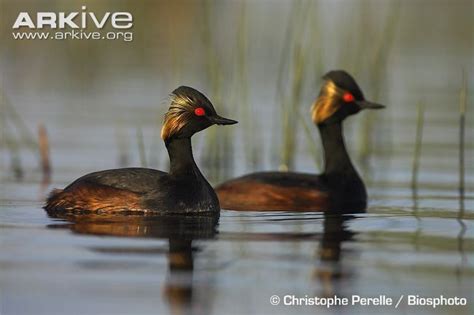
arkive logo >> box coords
[13,6,133,29]
[11,6,134,42]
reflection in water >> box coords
[46,210,219,315]
[457,182,468,277]
[45,209,360,313]
[46,210,219,240]
[315,214,356,298]
[319,215,356,262]
[219,212,358,299]
[165,239,194,314]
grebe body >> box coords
[216,70,384,212]
[45,86,237,214]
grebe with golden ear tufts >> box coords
[215,70,384,213]
[45,86,237,215]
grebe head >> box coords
[311,70,385,125]
[161,86,237,141]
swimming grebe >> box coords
[45,86,237,214]
[215,70,384,212]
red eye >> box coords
[194,107,206,116]
[343,92,354,102]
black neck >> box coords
[318,122,357,176]
[318,121,367,211]
[166,137,198,176]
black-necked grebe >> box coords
[45,86,237,214]
[216,70,384,212]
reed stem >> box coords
[38,124,51,185]
[458,70,467,219]
[411,102,424,191]
[298,110,321,170]
[136,127,147,168]
[116,126,129,168]
[1,90,37,151]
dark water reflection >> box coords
[46,211,219,315]
[46,211,219,240]
[43,210,361,314]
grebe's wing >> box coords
[64,168,168,193]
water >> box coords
[1,177,472,315]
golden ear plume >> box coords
[161,94,195,141]
[311,80,344,124]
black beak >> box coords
[356,100,385,110]
[209,115,238,125]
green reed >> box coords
[301,0,323,171]
[411,102,425,191]
[298,109,321,169]
[38,124,51,184]
[280,44,307,171]
[357,2,400,173]
[200,0,236,183]
[147,125,161,170]
[4,128,23,180]
[115,122,130,168]
[136,127,147,168]
[234,2,259,171]
[458,70,467,219]
[0,88,39,179]
[278,0,312,171]
[1,89,38,152]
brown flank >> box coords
[216,180,330,211]
[45,182,144,212]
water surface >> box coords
[1,178,472,315]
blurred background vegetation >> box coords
[0,0,472,191]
